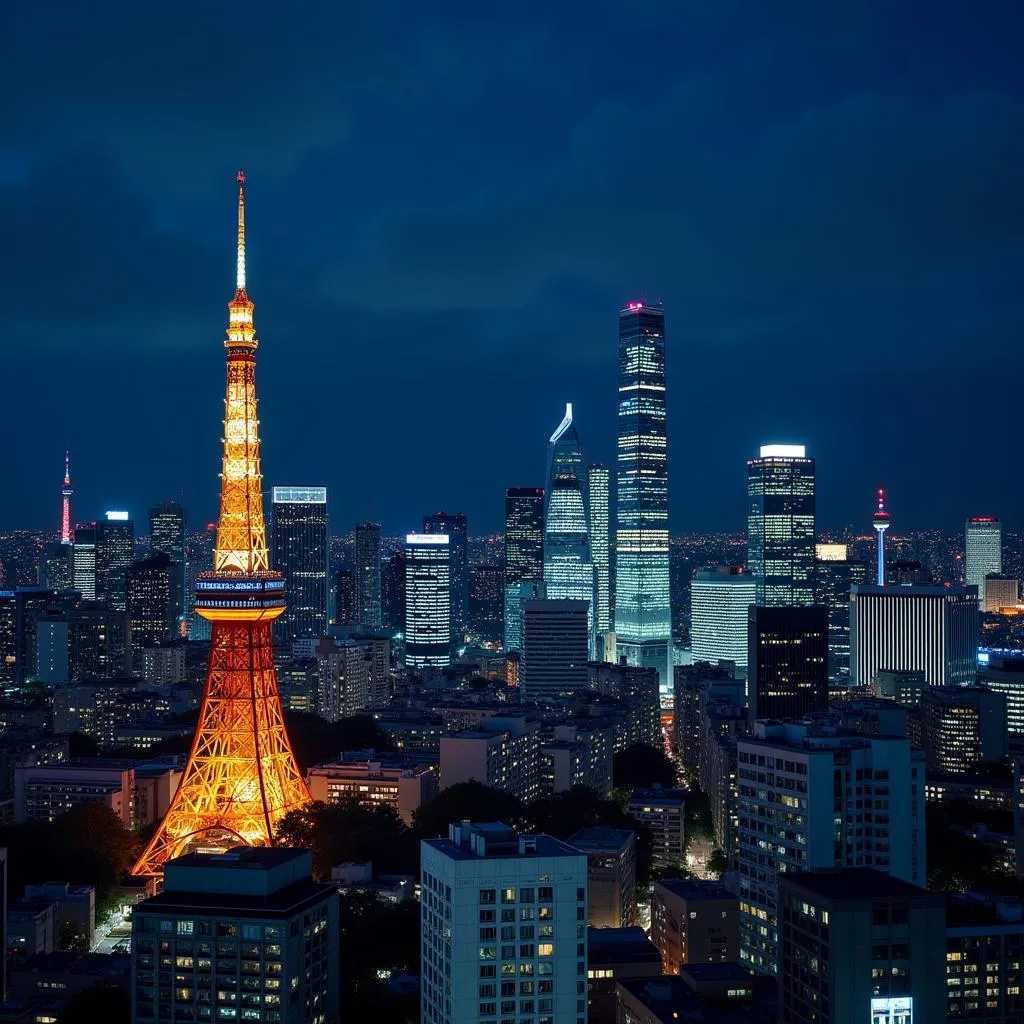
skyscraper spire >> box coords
[60,450,73,545]
[872,487,891,586]
[236,168,246,292]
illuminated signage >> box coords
[871,996,912,1024]
[272,487,327,504]
[759,444,806,458]
[105,510,130,521]
[816,543,848,562]
[195,580,284,592]
[406,534,449,545]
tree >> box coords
[413,782,527,839]
[56,983,130,1024]
[707,848,729,878]
[613,744,678,791]
[282,712,392,770]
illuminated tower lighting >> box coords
[60,450,73,545]
[133,171,310,879]
[872,488,891,586]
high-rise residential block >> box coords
[690,568,756,674]
[131,848,339,1024]
[420,822,589,1024]
[919,685,1007,772]
[405,534,451,669]
[814,543,868,682]
[271,487,329,643]
[626,788,686,868]
[440,715,541,804]
[315,638,371,720]
[149,502,187,631]
[96,511,134,612]
[569,826,636,929]
[650,879,739,972]
[746,444,815,607]
[353,522,382,629]
[615,302,671,689]
[849,584,979,688]
[966,516,1002,606]
[520,599,589,700]
[737,720,926,975]
[779,869,945,1024]
[747,604,829,721]
[503,487,545,653]
[424,512,468,642]
[126,553,172,650]
[588,464,611,641]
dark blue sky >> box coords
[3,2,1022,536]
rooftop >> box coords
[617,973,776,1023]
[654,878,736,902]
[587,927,660,967]
[424,822,584,862]
[628,787,687,806]
[167,847,307,872]
[569,827,635,852]
[781,868,936,903]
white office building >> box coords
[965,517,1002,605]
[849,583,978,689]
[421,822,588,1024]
[520,599,590,700]
[405,534,451,669]
[690,568,756,674]
[736,720,926,975]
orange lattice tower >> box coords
[133,171,311,878]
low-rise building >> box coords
[627,789,686,868]
[22,883,95,951]
[570,827,636,929]
[14,759,135,827]
[651,879,739,972]
[586,926,660,1024]
[616,967,775,1024]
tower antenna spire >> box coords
[236,168,246,292]
[872,487,891,586]
[60,450,73,545]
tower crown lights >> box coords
[873,487,891,526]
[59,450,73,545]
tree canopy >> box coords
[56,983,130,1024]
[412,781,527,839]
[282,712,392,770]
[613,743,678,791]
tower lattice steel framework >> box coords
[133,171,311,878]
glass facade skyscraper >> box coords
[354,521,382,629]
[270,486,329,644]
[965,516,1002,606]
[503,487,544,652]
[96,511,134,613]
[405,533,451,668]
[588,464,611,639]
[615,302,671,686]
[423,511,468,642]
[746,444,816,607]
[149,502,187,631]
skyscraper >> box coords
[271,487,329,643]
[588,464,611,641]
[404,533,451,669]
[184,525,215,641]
[746,444,816,607]
[520,598,590,700]
[96,511,134,612]
[966,516,1002,605]
[544,472,594,648]
[353,522,382,629]
[71,524,97,600]
[132,170,309,878]
[546,403,587,519]
[873,488,891,586]
[747,604,829,720]
[814,543,868,682]
[503,487,544,652]
[126,553,172,650]
[690,567,756,673]
[423,511,468,642]
[149,502,186,632]
[615,302,671,688]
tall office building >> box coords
[184,525,215,641]
[96,512,134,613]
[424,512,468,642]
[382,548,406,633]
[40,542,73,593]
[849,584,979,688]
[546,403,587,519]
[814,543,868,683]
[271,487,329,644]
[353,522,382,629]
[72,524,97,600]
[965,517,1001,605]
[126,553,173,651]
[132,848,339,1024]
[544,473,595,648]
[690,567,756,673]
[520,599,590,700]
[405,534,451,669]
[335,568,355,625]
[747,444,816,607]
[149,502,187,631]
[615,302,671,688]
[737,720,926,975]
[468,565,504,642]
[504,487,544,652]
[420,822,588,1024]
[747,604,829,720]
[588,464,611,641]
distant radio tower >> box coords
[872,487,891,585]
[60,450,73,545]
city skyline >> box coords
[3,5,1023,536]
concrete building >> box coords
[870,668,927,706]
[7,901,56,961]
[133,756,183,827]
[778,869,946,1024]
[984,575,1019,613]
[919,685,1007,773]
[420,822,588,1024]
[131,848,339,1024]
[981,654,1024,736]
[737,720,926,975]
[586,926,660,1024]
[814,543,868,682]
[22,883,95,951]
[569,827,636,929]
[520,599,590,700]
[626,788,685,868]
[306,752,438,826]
[747,604,829,721]
[965,517,1002,607]
[405,533,451,669]
[850,583,979,689]
[616,967,774,1024]
[690,568,755,675]
[440,715,541,804]
[14,760,134,827]
[315,637,370,720]
[651,879,738,973]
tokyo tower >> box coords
[133,171,311,878]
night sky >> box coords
[3,2,1022,536]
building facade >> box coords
[96,512,134,612]
[149,502,187,632]
[503,488,545,653]
[747,604,829,721]
[615,303,671,689]
[746,445,815,607]
[307,753,438,826]
[520,599,589,700]
[353,522,382,630]
[424,512,468,642]
[588,464,611,642]
[271,487,329,644]
[570,826,636,929]
[650,879,739,972]
[126,553,172,650]
[966,517,1002,606]
[690,568,756,674]
[405,534,451,669]
[814,543,868,683]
